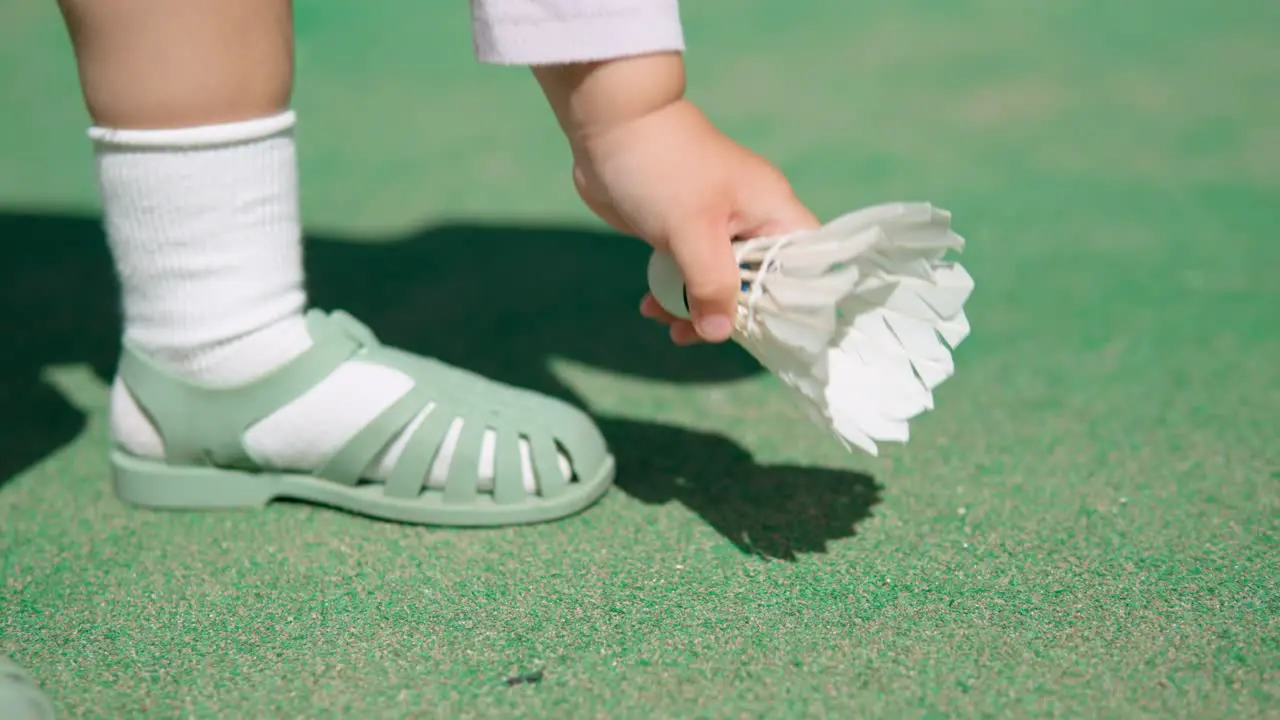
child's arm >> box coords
[469,1,818,345]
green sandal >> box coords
[110,310,615,526]
[0,657,54,720]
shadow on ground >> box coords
[0,210,881,559]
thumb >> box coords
[665,220,740,342]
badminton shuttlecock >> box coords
[646,201,974,455]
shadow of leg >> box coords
[0,212,120,490]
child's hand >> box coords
[573,99,819,344]
[534,54,819,344]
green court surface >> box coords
[2,1,1277,717]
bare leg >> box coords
[58,0,293,128]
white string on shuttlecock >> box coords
[646,201,974,455]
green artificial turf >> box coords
[2,1,1278,717]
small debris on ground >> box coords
[504,669,544,687]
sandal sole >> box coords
[110,450,615,527]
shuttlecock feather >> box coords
[646,201,974,455]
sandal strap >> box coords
[118,309,609,502]
[330,347,586,502]
[314,381,433,486]
[529,431,568,499]
[491,424,527,504]
[384,405,454,499]
[117,310,366,469]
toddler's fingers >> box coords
[639,293,678,323]
[641,293,704,344]
[669,321,702,345]
[665,219,739,343]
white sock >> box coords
[94,111,569,490]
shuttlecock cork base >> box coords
[647,253,753,320]
[645,201,974,456]
[646,250,693,319]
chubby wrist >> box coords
[533,51,686,152]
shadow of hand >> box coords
[0,210,882,559]
[603,417,881,560]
